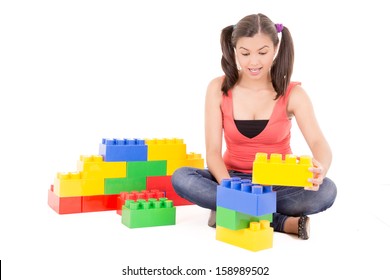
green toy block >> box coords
[126,160,167,180]
[104,177,145,194]
[104,160,167,195]
[216,206,273,230]
[121,198,176,228]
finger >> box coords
[305,185,319,191]
[308,176,323,186]
[311,158,319,167]
[309,167,323,175]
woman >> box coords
[171,13,337,240]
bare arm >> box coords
[204,77,230,184]
[287,85,332,188]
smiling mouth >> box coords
[249,68,261,73]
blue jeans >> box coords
[171,167,337,232]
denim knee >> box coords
[318,177,337,210]
[301,177,337,215]
[276,177,337,216]
[171,167,218,210]
[171,167,191,196]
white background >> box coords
[1,0,389,279]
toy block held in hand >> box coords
[252,153,313,187]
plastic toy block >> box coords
[54,172,104,197]
[166,153,205,175]
[216,206,272,230]
[82,194,118,212]
[121,197,176,228]
[216,221,273,252]
[48,185,82,214]
[145,138,187,161]
[127,160,167,178]
[53,172,83,197]
[146,175,172,192]
[252,153,313,187]
[105,160,167,194]
[81,178,105,196]
[99,138,147,162]
[116,190,165,215]
[104,177,146,194]
[216,178,276,216]
[77,155,126,178]
[146,175,194,206]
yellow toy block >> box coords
[81,178,104,196]
[146,138,187,160]
[77,155,126,178]
[166,152,205,175]
[216,221,273,252]
[53,172,83,197]
[252,153,313,187]
[54,172,104,197]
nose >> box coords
[249,56,260,67]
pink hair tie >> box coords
[275,23,283,33]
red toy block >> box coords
[48,185,82,214]
[146,175,193,206]
[82,194,118,213]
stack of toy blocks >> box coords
[216,177,276,252]
[48,137,204,214]
[216,152,313,251]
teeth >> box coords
[249,68,260,72]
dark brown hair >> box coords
[220,13,294,99]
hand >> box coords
[306,158,324,191]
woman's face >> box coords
[235,32,276,80]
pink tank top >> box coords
[221,82,301,173]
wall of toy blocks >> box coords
[48,138,204,214]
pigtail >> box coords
[220,25,239,95]
[271,26,294,99]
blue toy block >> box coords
[99,138,147,162]
[216,177,276,216]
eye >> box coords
[259,52,267,55]
[241,53,250,56]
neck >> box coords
[237,73,273,91]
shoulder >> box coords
[207,76,224,93]
[289,84,310,101]
[287,84,313,114]
[205,76,224,102]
